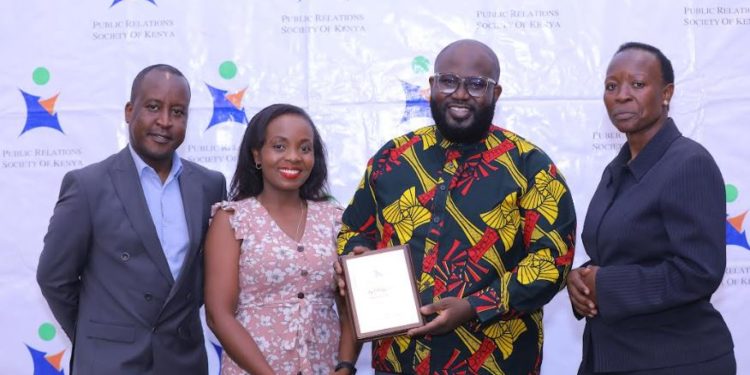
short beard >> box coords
[431,100,495,144]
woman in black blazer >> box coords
[567,42,735,374]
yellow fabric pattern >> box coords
[480,192,521,252]
[382,187,431,244]
[517,248,559,285]
[337,223,356,254]
[485,318,528,360]
[502,129,536,154]
[415,126,437,150]
[520,169,567,224]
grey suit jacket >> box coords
[37,147,226,375]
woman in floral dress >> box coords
[205,104,357,375]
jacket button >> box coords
[300,270,308,277]
[297,292,305,299]
[185,292,192,300]
[296,245,305,252]
[120,252,130,261]
[152,326,157,333]
[144,293,153,302]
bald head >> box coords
[435,39,500,81]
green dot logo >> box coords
[411,56,430,74]
[219,61,238,80]
[33,67,50,86]
[726,184,738,203]
[38,322,56,341]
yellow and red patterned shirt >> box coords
[337,124,576,374]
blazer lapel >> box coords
[584,172,615,264]
[110,148,175,285]
[584,149,628,264]
[165,161,203,302]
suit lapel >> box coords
[584,174,614,264]
[110,148,175,285]
[165,161,203,302]
[584,144,631,264]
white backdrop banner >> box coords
[1,0,748,374]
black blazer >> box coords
[579,119,733,372]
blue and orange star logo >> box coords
[726,184,749,251]
[26,322,66,375]
[20,67,62,136]
[27,345,65,375]
[206,61,248,130]
[206,84,248,129]
[727,211,749,250]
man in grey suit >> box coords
[37,64,226,374]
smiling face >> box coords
[603,49,673,142]
[430,41,502,144]
[252,114,315,196]
[125,69,190,173]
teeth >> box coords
[448,106,470,117]
[280,169,300,175]
[152,134,170,143]
[614,112,635,120]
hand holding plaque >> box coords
[340,245,423,341]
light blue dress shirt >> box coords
[129,145,189,281]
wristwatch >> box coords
[334,361,357,374]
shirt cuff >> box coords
[466,287,505,323]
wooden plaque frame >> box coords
[341,245,424,341]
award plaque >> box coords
[341,245,424,341]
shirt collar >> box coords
[434,124,492,153]
[128,144,183,181]
[608,117,681,182]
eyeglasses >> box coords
[433,73,497,98]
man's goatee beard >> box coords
[431,100,495,144]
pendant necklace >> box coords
[294,199,307,253]
[258,196,307,253]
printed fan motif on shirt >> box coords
[517,248,559,284]
[382,187,431,245]
[480,191,521,252]
[520,167,567,224]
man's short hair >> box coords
[129,64,188,102]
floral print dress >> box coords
[212,198,342,375]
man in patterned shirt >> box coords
[336,39,576,374]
